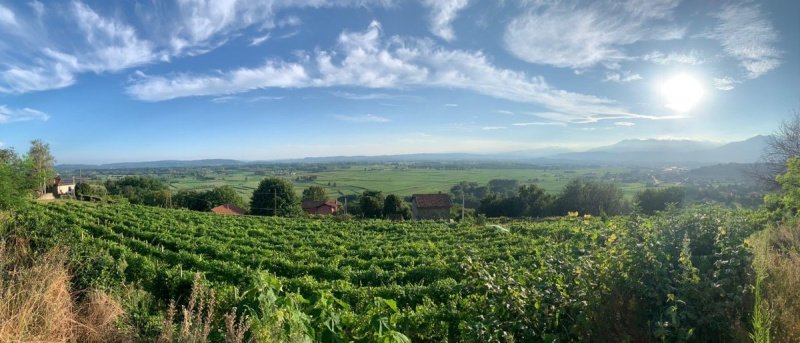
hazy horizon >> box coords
[0,1,797,164]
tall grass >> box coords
[0,237,127,343]
[750,222,800,342]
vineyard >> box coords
[9,201,767,342]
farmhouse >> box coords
[54,176,76,196]
[302,199,341,215]
[210,203,247,215]
[411,194,451,220]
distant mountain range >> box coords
[550,135,769,164]
[56,135,771,170]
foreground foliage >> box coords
[6,201,767,342]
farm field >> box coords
[11,200,766,342]
[96,164,657,201]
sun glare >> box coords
[661,73,705,112]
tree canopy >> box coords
[302,185,327,201]
[250,177,300,216]
[636,187,685,215]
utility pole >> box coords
[344,197,347,215]
[461,191,465,222]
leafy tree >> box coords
[450,181,489,209]
[553,178,627,216]
[251,177,300,216]
[302,185,327,201]
[174,190,206,211]
[636,187,685,214]
[0,149,29,208]
[488,179,519,196]
[383,194,411,220]
[26,139,55,195]
[479,193,525,217]
[517,184,554,217]
[204,185,246,209]
[766,157,800,216]
[104,176,168,206]
[755,109,800,188]
[360,190,384,219]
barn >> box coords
[410,194,451,220]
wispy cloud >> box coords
[712,77,739,91]
[211,95,284,103]
[504,0,683,69]
[494,110,514,115]
[128,21,653,124]
[604,71,642,83]
[641,50,704,65]
[0,4,17,26]
[249,33,271,46]
[333,113,390,123]
[444,103,458,107]
[0,105,49,124]
[709,2,781,79]
[330,91,414,100]
[481,126,506,130]
[614,121,635,126]
[419,0,470,41]
[512,121,567,127]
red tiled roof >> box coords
[210,203,247,215]
[302,199,341,210]
[412,194,451,208]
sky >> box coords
[0,0,797,164]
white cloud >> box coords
[331,91,413,100]
[604,71,642,83]
[0,105,49,124]
[0,2,158,94]
[444,103,458,107]
[333,113,390,123]
[504,0,683,69]
[250,33,271,46]
[127,21,663,124]
[713,77,739,91]
[419,0,469,41]
[614,121,635,126]
[641,50,704,65]
[512,121,567,127]
[494,110,514,115]
[481,126,506,130]
[0,4,17,26]
[709,2,781,79]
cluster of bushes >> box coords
[452,178,686,219]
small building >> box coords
[210,203,247,215]
[411,194,451,220]
[54,176,76,196]
[302,199,341,215]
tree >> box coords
[756,109,800,189]
[360,190,384,218]
[0,149,28,208]
[488,179,519,196]
[766,157,800,216]
[553,179,627,216]
[104,176,168,206]
[302,185,327,201]
[383,194,411,220]
[517,184,554,217]
[450,181,489,209]
[635,187,685,215]
[204,185,246,210]
[250,177,300,216]
[26,139,55,195]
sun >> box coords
[661,73,705,112]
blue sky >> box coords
[0,0,797,163]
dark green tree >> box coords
[105,176,168,206]
[553,178,627,216]
[360,190,384,218]
[636,187,685,214]
[383,194,411,220]
[302,185,327,201]
[518,184,554,217]
[204,185,246,210]
[0,149,29,209]
[251,177,300,216]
